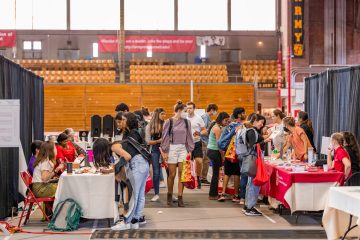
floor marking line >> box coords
[262,213,277,224]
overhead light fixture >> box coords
[200,45,206,58]
[257,41,264,47]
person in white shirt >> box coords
[267,109,286,152]
[31,141,58,198]
[186,102,207,189]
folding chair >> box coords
[18,171,55,227]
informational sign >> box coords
[0,100,20,147]
[292,0,304,57]
[0,30,16,48]
[98,35,196,53]
[196,36,225,46]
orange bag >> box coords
[225,136,238,163]
[253,145,269,186]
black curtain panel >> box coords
[0,56,44,219]
[305,66,360,152]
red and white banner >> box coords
[0,30,16,48]
[98,35,196,53]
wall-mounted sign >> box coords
[98,36,196,53]
[196,36,225,46]
[292,0,304,58]
[0,30,16,48]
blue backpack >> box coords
[217,122,241,151]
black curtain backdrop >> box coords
[0,56,44,219]
[305,66,360,153]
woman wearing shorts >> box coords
[161,101,194,207]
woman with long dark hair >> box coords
[243,114,270,216]
[343,132,360,173]
[298,111,316,152]
[161,101,194,207]
[207,112,230,200]
[111,112,150,230]
[145,108,166,202]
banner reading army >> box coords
[292,0,304,58]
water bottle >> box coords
[308,147,314,165]
[286,148,291,163]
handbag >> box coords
[126,137,152,162]
[224,136,238,163]
[240,144,260,178]
[253,146,269,186]
[181,155,197,189]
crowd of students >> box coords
[27,102,360,230]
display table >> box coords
[323,187,360,240]
[260,160,344,213]
[54,172,115,219]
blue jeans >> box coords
[238,157,249,199]
[126,154,149,223]
[151,145,161,195]
[245,177,260,209]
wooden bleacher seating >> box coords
[129,64,228,83]
[240,60,285,87]
[16,59,116,83]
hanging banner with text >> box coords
[196,36,225,46]
[292,0,304,58]
[98,36,196,53]
[0,30,16,48]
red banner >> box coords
[0,30,16,48]
[98,35,196,53]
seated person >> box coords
[28,140,43,176]
[55,133,77,173]
[31,141,60,198]
[64,128,86,156]
[327,133,352,180]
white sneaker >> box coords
[131,222,139,229]
[172,195,178,202]
[151,194,160,202]
[111,221,130,231]
[159,181,166,188]
[239,199,245,205]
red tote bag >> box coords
[253,145,269,186]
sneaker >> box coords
[239,199,245,205]
[241,206,248,213]
[217,194,226,202]
[139,216,146,226]
[232,195,240,203]
[111,221,131,231]
[130,219,139,229]
[172,195,178,202]
[151,194,160,202]
[159,181,166,188]
[245,207,263,216]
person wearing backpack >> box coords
[218,108,247,202]
[207,112,230,200]
[240,114,271,216]
[111,112,150,230]
[161,101,194,207]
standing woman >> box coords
[268,109,286,151]
[161,101,194,207]
[298,111,316,152]
[112,112,150,230]
[145,108,166,202]
[243,114,270,216]
[342,132,360,173]
[207,112,230,200]
[283,117,311,161]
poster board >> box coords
[0,100,20,147]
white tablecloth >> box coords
[54,172,115,219]
[268,182,338,213]
[323,187,360,240]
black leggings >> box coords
[207,149,222,197]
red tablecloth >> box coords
[260,162,344,208]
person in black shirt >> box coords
[343,131,360,173]
[298,111,316,152]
